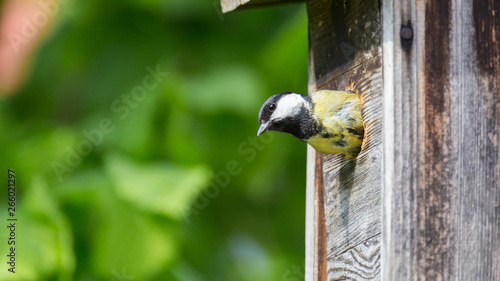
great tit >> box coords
[257,90,364,158]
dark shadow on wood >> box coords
[338,158,357,244]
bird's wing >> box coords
[310,90,360,121]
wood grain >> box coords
[327,236,381,280]
[307,1,383,280]
[382,0,500,280]
[221,0,303,13]
[315,152,328,281]
[321,56,382,260]
[307,0,382,87]
[306,146,317,281]
[306,42,319,281]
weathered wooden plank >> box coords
[306,43,320,281]
[307,38,329,281]
[321,55,382,260]
[306,146,317,281]
[306,35,317,280]
[327,236,381,280]
[307,0,381,87]
[315,152,328,281]
[382,0,500,280]
[221,0,303,13]
[306,1,383,280]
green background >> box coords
[0,0,309,280]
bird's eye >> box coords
[268,103,276,111]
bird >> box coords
[257,89,364,158]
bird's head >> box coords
[257,92,313,139]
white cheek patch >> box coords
[273,94,307,120]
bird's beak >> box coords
[257,121,271,136]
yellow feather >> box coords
[306,90,364,157]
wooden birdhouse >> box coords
[221,0,500,280]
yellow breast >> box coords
[306,90,364,157]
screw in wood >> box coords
[400,27,413,40]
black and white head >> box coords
[257,92,317,140]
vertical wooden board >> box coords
[307,0,382,87]
[382,0,500,280]
[306,146,318,281]
[306,43,325,281]
[421,1,453,280]
[307,0,383,280]
[452,0,500,279]
[315,152,328,281]
[321,56,382,258]
[381,0,422,279]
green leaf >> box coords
[91,201,177,280]
[185,65,264,117]
[104,152,211,220]
[0,177,75,281]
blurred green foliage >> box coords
[0,0,308,280]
